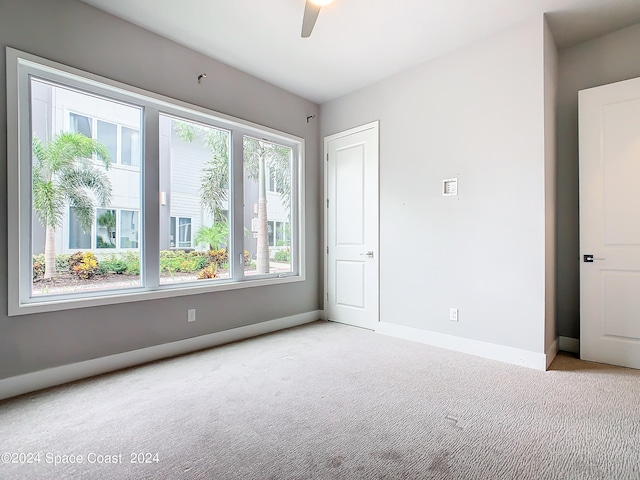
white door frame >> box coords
[323,121,380,326]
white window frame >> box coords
[6,48,305,316]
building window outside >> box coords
[68,208,139,251]
[121,126,140,167]
[120,210,139,248]
[97,120,117,162]
[69,112,92,138]
[170,216,192,249]
[96,208,117,248]
[68,207,91,250]
[70,112,140,168]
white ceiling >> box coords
[80,0,640,104]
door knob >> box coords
[360,251,374,258]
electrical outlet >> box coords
[449,308,458,322]
[188,309,196,322]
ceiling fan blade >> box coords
[301,1,321,38]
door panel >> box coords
[336,145,365,245]
[326,122,379,330]
[580,77,640,368]
[335,261,365,308]
[602,271,640,338]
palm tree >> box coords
[32,132,112,279]
[199,128,230,223]
[194,222,229,251]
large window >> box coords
[7,49,303,314]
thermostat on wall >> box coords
[443,178,458,196]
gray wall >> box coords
[0,0,320,380]
[556,21,640,339]
[321,19,550,354]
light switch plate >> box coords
[443,178,458,196]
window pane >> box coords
[121,127,140,167]
[69,207,91,249]
[268,221,275,247]
[120,210,139,248]
[268,167,277,192]
[170,217,176,248]
[159,115,230,285]
[96,209,116,248]
[69,112,92,138]
[178,218,191,248]
[243,136,293,276]
[97,120,117,163]
[30,78,142,297]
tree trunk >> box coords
[44,224,57,279]
[256,155,269,274]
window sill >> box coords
[9,274,305,317]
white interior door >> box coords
[325,122,379,330]
[580,76,640,369]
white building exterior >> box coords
[31,80,290,260]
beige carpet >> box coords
[1,320,639,479]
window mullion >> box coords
[143,106,160,288]
[231,130,244,280]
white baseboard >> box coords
[376,322,548,371]
[558,336,579,354]
[0,310,321,401]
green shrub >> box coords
[120,251,140,275]
[100,254,128,274]
[274,248,290,262]
[195,223,229,251]
[33,253,45,280]
[160,250,208,273]
[97,236,115,248]
[55,254,71,273]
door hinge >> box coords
[326,153,329,161]
[326,292,329,301]
[326,199,329,208]
[326,246,329,254]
